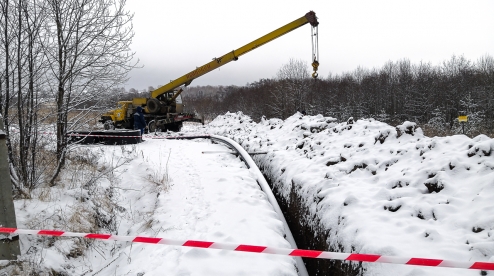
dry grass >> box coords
[145,149,171,194]
[14,146,134,274]
[67,204,97,233]
[17,106,103,128]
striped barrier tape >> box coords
[0,227,493,270]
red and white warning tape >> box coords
[1,227,493,270]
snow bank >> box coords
[196,111,494,276]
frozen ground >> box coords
[3,112,494,276]
[185,112,494,276]
[4,137,297,275]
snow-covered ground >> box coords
[190,112,494,276]
[2,112,494,276]
[4,137,297,275]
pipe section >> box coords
[209,135,309,276]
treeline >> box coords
[0,0,135,196]
[184,56,494,136]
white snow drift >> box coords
[197,111,494,276]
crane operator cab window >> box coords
[164,91,182,104]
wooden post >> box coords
[458,115,468,135]
[0,115,21,260]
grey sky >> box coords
[125,0,494,90]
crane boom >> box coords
[151,11,319,100]
[100,11,319,133]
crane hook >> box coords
[312,60,319,79]
[310,23,319,79]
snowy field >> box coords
[4,137,297,275]
[2,112,493,276]
[190,112,494,276]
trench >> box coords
[166,135,309,275]
[169,135,363,275]
[254,158,363,276]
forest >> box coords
[183,56,494,137]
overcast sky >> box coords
[124,0,494,90]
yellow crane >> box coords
[100,11,319,132]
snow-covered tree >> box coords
[268,59,310,119]
[375,108,390,123]
[453,92,485,135]
[426,107,448,136]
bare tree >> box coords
[0,0,137,190]
[269,79,291,119]
[268,59,310,119]
[0,0,47,197]
[279,59,310,113]
[44,0,137,185]
[17,0,50,192]
[0,0,17,181]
